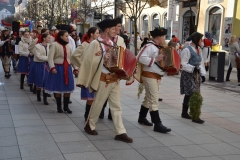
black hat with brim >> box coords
[115,17,122,24]
[97,19,117,30]
[150,27,167,37]
[56,24,71,33]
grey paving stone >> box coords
[13,119,45,128]
[43,118,75,126]
[15,126,49,136]
[52,132,88,142]
[221,155,240,160]
[169,126,205,135]
[0,100,8,105]
[0,136,18,147]
[83,130,116,140]
[22,155,65,160]
[11,114,41,120]
[0,119,14,128]
[17,134,55,145]
[169,145,214,158]
[129,137,164,148]
[0,109,11,115]
[39,113,69,119]
[186,156,223,160]
[0,146,20,159]
[57,141,98,154]
[211,132,240,143]
[92,139,132,151]
[10,109,38,115]
[19,143,61,157]
[194,124,229,133]
[181,133,223,144]
[64,151,106,160]
[102,149,146,160]
[0,128,15,137]
[0,105,9,109]
[200,143,240,156]
[137,146,184,160]
[125,128,149,138]
[154,134,193,146]
[47,124,80,134]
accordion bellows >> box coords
[105,46,137,80]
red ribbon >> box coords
[62,45,69,85]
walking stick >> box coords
[189,72,203,121]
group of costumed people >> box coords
[0,17,208,143]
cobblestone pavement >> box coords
[0,67,240,160]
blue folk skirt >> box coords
[27,56,35,84]
[81,88,95,100]
[17,56,29,74]
[45,65,74,94]
[33,62,49,88]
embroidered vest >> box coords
[187,46,202,67]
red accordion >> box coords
[105,46,137,80]
[159,47,180,75]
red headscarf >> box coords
[81,33,89,43]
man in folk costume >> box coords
[0,27,15,78]
[78,19,133,143]
[135,27,171,133]
[99,17,126,120]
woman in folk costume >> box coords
[226,35,240,84]
[180,32,206,124]
[77,19,133,143]
[201,32,217,82]
[27,30,39,92]
[45,30,75,113]
[31,33,51,105]
[18,30,32,89]
[71,27,100,121]
[134,27,171,133]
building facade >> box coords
[0,0,15,26]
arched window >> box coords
[208,7,222,42]
[142,15,148,37]
[164,13,171,40]
[182,10,195,42]
[152,14,160,29]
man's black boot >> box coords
[138,105,153,126]
[150,110,171,133]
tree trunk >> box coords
[134,18,138,56]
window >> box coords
[164,13,171,40]
[182,10,195,42]
[142,15,148,37]
[152,14,159,29]
[208,7,222,42]
[183,0,197,7]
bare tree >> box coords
[93,0,114,20]
[117,0,151,55]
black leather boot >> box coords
[56,96,63,113]
[32,85,36,94]
[99,100,107,119]
[150,111,171,133]
[29,84,33,92]
[181,104,192,119]
[36,90,41,101]
[138,105,153,126]
[43,90,49,105]
[84,104,91,121]
[108,108,112,120]
[20,74,25,89]
[63,97,72,114]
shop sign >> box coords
[167,0,177,21]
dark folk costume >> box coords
[135,27,171,133]
[180,32,205,124]
[0,28,15,78]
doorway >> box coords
[182,10,195,42]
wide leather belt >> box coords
[100,73,119,84]
[142,71,162,80]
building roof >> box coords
[0,0,15,14]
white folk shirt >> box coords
[68,35,76,52]
[181,45,206,76]
[138,41,164,76]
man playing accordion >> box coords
[77,19,133,143]
[135,27,171,133]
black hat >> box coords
[97,19,117,30]
[115,17,122,24]
[150,27,167,37]
[56,24,71,33]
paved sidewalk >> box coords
[0,67,240,160]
